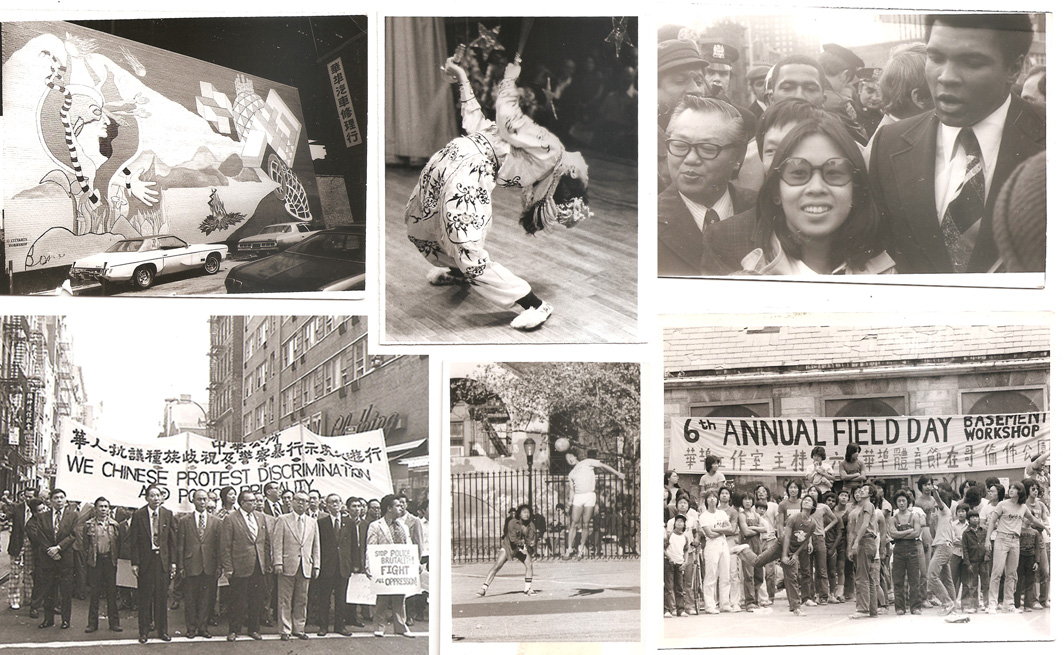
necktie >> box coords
[941,127,986,272]
[299,515,305,534]
[390,520,406,544]
[152,510,159,549]
[702,208,720,235]
[248,512,257,538]
[198,513,206,539]
[334,517,340,535]
[54,510,61,535]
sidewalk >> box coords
[451,558,640,642]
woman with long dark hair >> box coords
[737,114,894,275]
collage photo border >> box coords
[0,1,1059,654]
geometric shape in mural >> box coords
[195,81,239,140]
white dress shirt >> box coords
[934,95,1011,222]
[679,188,735,232]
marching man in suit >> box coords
[315,493,358,636]
[367,494,415,638]
[27,489,78,629]
[177,489,222,639]
[870,13,1045,273]
[129,483,177,643]
[221,489,270,642]
[272,491,320,640]
[82,497,123,633]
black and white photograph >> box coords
[449,361,640,642]
[383,17,639,343]
[656,11,1046,281]
[661,316,1050,648]
[0,314,430,651]
[2,17,368,296]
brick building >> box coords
[210,316,429,497]
[664,324,1050,500]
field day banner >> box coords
[670,413,1049,477]
[56,418,392,509]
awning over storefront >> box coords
[387,438,427,463]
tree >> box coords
[472,362,640,465]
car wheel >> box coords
[204,253,222,275]
[132,265,155,289]
[99,280,112,296]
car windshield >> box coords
[288,232,363,260]
[260,225,288,234]
[106,239,150,253]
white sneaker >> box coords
[426,267,466,286]
[510,303,553,330]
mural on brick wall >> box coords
[2,22,320,275]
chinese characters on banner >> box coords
[669,413,1050,477]
[328,57,363,147]
[56,418,392,509]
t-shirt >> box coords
[568,459,600,494]
[699,508,731,543]
[723,506,740,545]
[931,505,955,546]
[990,501,1026,538]
[777,498,802,531]
[698,471,727,500]
[785,513,815,556]
[810,503,835,537]
[806,461,835,494]
[666,509,699,541]
[855,500,877,540]
[665,531,688,565]
[839,459,865,493]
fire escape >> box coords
[1,317,43,482]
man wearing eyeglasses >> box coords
[658,95,756,276]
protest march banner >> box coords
[56,417,393,509]
[366,544,421,597]
[669,413,1050,477]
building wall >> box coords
[665,365,1049,491]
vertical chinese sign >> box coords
[329,57,363,147]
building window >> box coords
[825,396,906,417]
[324,356,339,394]
[268,397,275,424]
[313,367,324,399]
[282,337,295,368]
[256,403,266,429]
[355,339,366,378]
[961,388,1044,415]
[340,345,352,383]
[281,386,291,416]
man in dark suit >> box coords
[129,483,177,643]
[870,13,1046,273]
[261,482,284,627]
[659,95,757,276]
[220,490,270,641]
[177,489,222,639]
[747,65,770,120]
[315,493,358,636]
[26,489,78,629]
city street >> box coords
[0,532,428,653]
[62,259,238,296]
[662,590,1052,648]
[451,559,640,642]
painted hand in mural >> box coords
[128,169,159,206]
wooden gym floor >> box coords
[382,153,639,344]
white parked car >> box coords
[68,235,228,293]
[236,222,318,257]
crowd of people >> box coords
[2,482,428,642]
[658,13,1047,277]
[664,450,1050,619]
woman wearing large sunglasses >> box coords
[737,114,895,275]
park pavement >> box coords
[0,529,427,653]
[661,587,1052,648]
[451,558,640,642]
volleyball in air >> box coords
[554,437,570,452]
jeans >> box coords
[988,533,1020,610]
[741,537,764,607]
[927,543,956,606]
[1015,553,1037,609]
[892,540,922,612]
[855,536,879,616]
[664,560,684,614]
[810,534,831,600]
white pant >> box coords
[703,537,731,611]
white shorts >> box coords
[572,492,597,508]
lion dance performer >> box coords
[406,48,591,330]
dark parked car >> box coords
[224,225,365,293]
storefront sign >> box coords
[669,413,1050,476]
[328,57,362,147]
[56,417,393,509]
[330,404,402,438]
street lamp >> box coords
[523,437,536,509]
